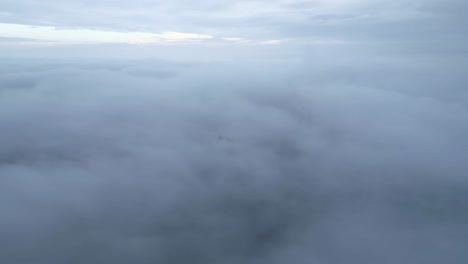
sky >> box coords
[1,1,468,264]
[0,0,467,57]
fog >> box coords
[1,49,467,263]
[1,0,468,263]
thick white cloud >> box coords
[0,54,467,263]
[1,0,468,263]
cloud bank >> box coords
[0,54,467,263]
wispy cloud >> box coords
[221,37,287,45]
[0,23,214,45]
[0,23,288,46]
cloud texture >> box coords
[0,53,467,263]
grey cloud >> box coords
[0,0,291,34]
[1,0,467,47]
[0,1,427,38]
[1,54,468,263]
[298,44,468,104]
[1,1,468,263]
[0,36,49,42]
[271,0,468,53]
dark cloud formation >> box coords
[1,53,468,264]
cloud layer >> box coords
[0,54,467,263]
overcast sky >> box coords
[1,1,468,264]
[0,0,467,52]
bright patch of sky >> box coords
[0,22,288,46]
[0,23,216,45]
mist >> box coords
[1,0,468,263]
[1,50,467,263]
